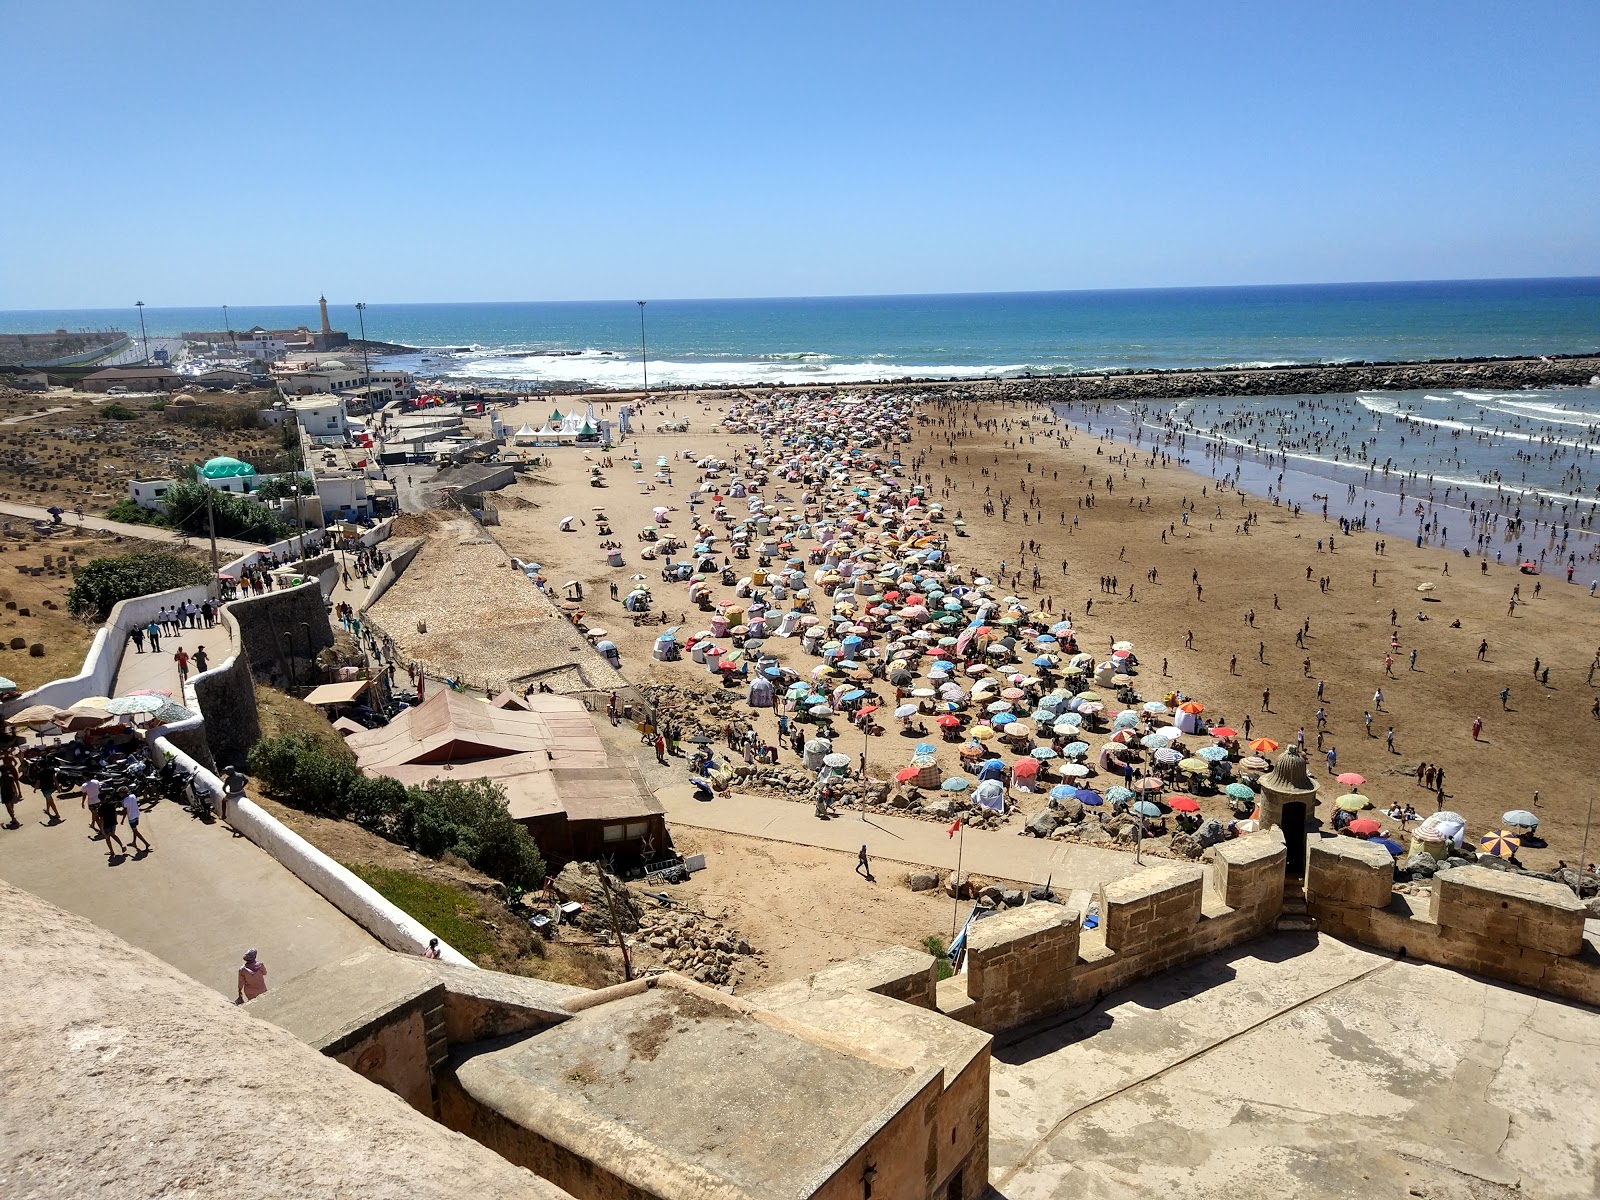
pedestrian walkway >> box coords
[0,793,376,998]
[656,783,1165,894]
[0,501,259,556]
[111,614,235,706]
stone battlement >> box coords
[938,830,1287,1033]
[1305,838,1600,1005]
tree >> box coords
[251,473,313,504]
[160,480,292,544]
[67,551,211,619]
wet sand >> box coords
[484,389,1600,873]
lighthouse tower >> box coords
[318,294,332,336]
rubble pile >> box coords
[635,904,755,988]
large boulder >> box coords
[1402,851,1438,880]
[553,862,641,932]
[1194,819,1229,848]
[1027,811,1062,839]
[906,870,939,892]
[923,799,958,820]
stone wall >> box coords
[191,644,259,768]
[1306,840,1600,1005]
[940,830,1287,1034]
[229,579,334,689]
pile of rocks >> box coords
[635,904,754,988]
[906,868,1055,911]
[1017,797,1228,861]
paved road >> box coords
[0,501,260,557]
[0,788,376,998]
[656,783,1158,895]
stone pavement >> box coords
[656,782,1155,895]
[0,791,376,999]
[0,500,258,556]
[989,933,1600,1200]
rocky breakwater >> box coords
[997,353,1600,404]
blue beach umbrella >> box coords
[1062,741,1090,758]
[1074,788,1104,806]
[1106,786,1135,805]
[1131,800,1162,818]
[1049,784,1077,801]
[941,777,970,792]
[992,712,1017,727]
[1198,745,1230,762]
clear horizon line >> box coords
[4,273,1600,315]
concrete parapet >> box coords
[1214,827,1288,913]
[1306,836,1396,911]
[1308,839,1600,1005]
[965,904,1082,1033]
[1434,865,1586,957]
[1100,863,1204,952]
[754,945,938,1011]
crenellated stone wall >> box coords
[938,830,1287,1034]
[1306,839,1600,1005]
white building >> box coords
[287,395,350,443]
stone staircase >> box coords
[1275,877,1317,933]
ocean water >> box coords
[5,277,1599,388]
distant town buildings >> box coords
[81,365,182,393]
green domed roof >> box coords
[200,456,257,479]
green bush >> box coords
[160,480,291,545]
[100,402,138,420]
[66,551,211,619]
[246,731,357,816]
[921,935,956,981]
[347,774,408,832]
[247,734,546,891]
[103,499,170,528]
[397,778,547,890]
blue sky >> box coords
[2,1,1596,308]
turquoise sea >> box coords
[4,277,1598,388]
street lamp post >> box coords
[223,304,234,349]
[637,300,648,397]
[135,301,148,363]
[355,302,370,381]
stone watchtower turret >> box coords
[1257,745,1320,879]
[319,294,332,336]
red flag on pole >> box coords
[947,819,961,838]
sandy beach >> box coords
[449,385,1600,880]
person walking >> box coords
[1500,687,1511,710]
[1373,688,1384,711]
[121,788,152,854]
[193,645,210,675]
[1471,715,1483,741]
[129,626,145,654]
[1385,726,1396,753]
[855,844,874,882]
[236,949,268,1004]
[174,646,190,686]
[95,786,125,860]
[0,750,19,829]
[1409,648,1418,671]
[31,753,60,824]
[145,620,161,653]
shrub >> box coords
[347,774,408,832]
[247,734,546,891]
[66,551,211,619]
[246,732,358,816]
[103,499,170,528]
[921,935,956,981]
[159,480,291,544]
[397,778,546,890]
[100,402,138,420]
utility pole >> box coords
[205,489,219,575]
[135,300,148,363]
[355,302,370,381]
[223,303,234,350]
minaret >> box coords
[318,295,331,336]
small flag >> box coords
[947,819,962,839]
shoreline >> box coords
[403,351,1600,400]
